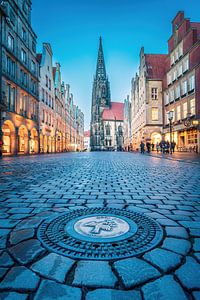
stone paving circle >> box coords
[37,207,163,260]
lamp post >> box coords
[167,111,174,154]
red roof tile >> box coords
[102,102,124,121]
[84,130,90,137]
[145,54,167,79]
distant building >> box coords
[84,130,90,151]
[90,37,124,151]
[131,47,166,150]
[163,11,200,152]
[37,43,56,153]
[124,95,132,151]
[0,0,39,155]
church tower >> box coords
[90,37,111,151]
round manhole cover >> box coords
[37,208,163,260]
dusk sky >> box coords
[32,0,200,130]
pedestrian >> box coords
[151,143,154,151]
[140,141,145,154]
[171,141,176,153]
[156,142,159,153]
[146,142,151,153]
[166,141,170,154]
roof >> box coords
[84,130,90,137]
[102,102,124,121]
[145,54,167,79]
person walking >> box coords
[156,142,159,153]
[171,141,176,153]
[146,142,151,153]
[140,141,145,154]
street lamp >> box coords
[167,111,174,154]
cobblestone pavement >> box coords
[0,152,200,300]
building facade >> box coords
[124,95,132,151]
[37,43,56,153]
[0,0,39,156]
[84,130,90,151]
[131,47,166,150]
[163,11,200,152]
[90,37,124,151]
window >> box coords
[20,70,28,87]
[49,79,51,90]
[42,110,45,122]
[105,125,110,136]
[183,102,187,119]
[178,43,183,57]
[32,41,36,53]
[46,92,48,104]
[169,89,174,102]
[7,34,14,51]
[151,88,158,100]
[46,75,48,87]
[189,75,195,91]
[6,84,15,111]
[21,49,27,63]
[176,105,181,120]
[178,64,183,77]
[172,69,177,81]
[190,99,195,115]
[167,73,172,85]
[152,107,159,121]
[165,92,169,105]
[181,80,187,95]
[175,85,180,99]
[42,88,45,101]
[183,58,189,73]
[31,79,36,94]
[22,28,26,41]
[31,60,36,73]
[6,56,15,77]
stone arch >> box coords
[2,120,15,155]
[18,125,28,154]
[30,128,38,154]
[151,132,162,145]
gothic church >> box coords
[90,38,124,151]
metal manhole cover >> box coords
[37,208,163,260]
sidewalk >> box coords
[146,151,200,164]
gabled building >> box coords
[131,47,166,150]
[0,0,39,156]
[163,11,200,152]
[37,43,56,153]
[90,37,124,151]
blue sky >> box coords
[32,0,200,130]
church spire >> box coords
[96,36,106,79]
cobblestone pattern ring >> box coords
[37,207,163,260]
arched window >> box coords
[118,125,123,136]
[105,124,110,136]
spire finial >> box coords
[96,36,106,79]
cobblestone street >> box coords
[0,152,200,300]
